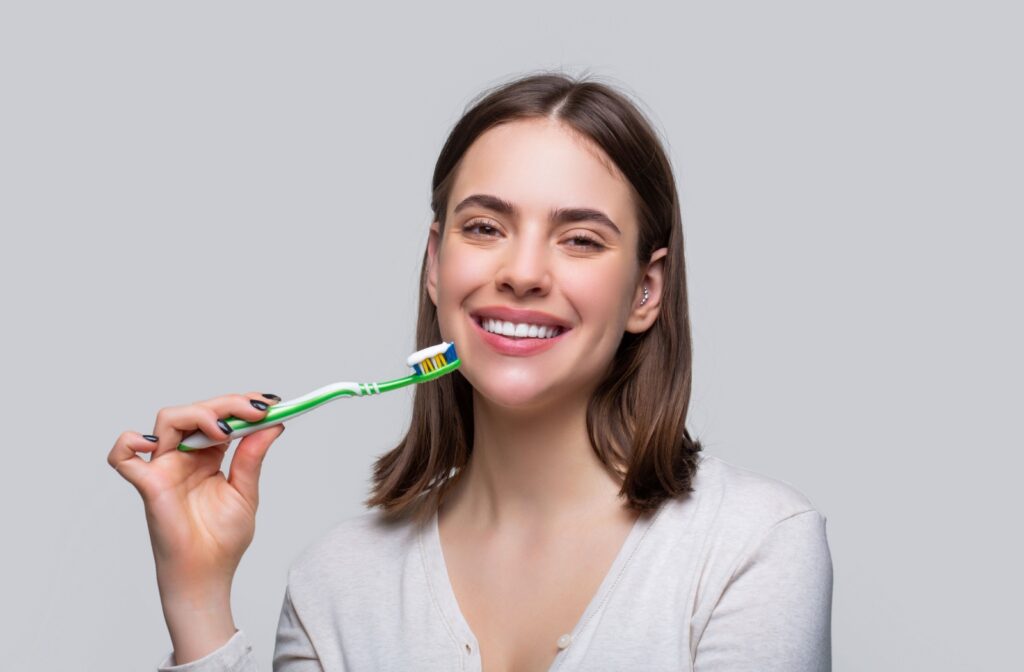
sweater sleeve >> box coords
[693,510,834,672]
[271,586,323,670]
[156,586,322,671]
[156,629,258,672]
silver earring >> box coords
[639,286,649,306]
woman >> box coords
[109,71,833,671]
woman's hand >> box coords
[108,392,285,662]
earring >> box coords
[639,285,649,306]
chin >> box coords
[463,367,560,411]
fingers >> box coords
[150,405,224,458]
[228,423,286,513]
[196,392,282,420]
[108,431,160,490]
[150,392,281,458]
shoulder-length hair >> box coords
[364,70,703,524]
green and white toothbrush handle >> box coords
[177,382,367,451]
[176,340,461,452]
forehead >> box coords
[449,118,636,227]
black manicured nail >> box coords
[261,393,281,402]
[251,399,269,411]
[143,434,159,442]
[217,419,232,435]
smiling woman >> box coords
[146,71,832,672]
[373,82,700,516]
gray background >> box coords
[1,1,1019,669]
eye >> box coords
[462,219,502,237]
[566,233,605,250]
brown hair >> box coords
[364,70,703,524]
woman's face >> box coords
[427,117,665,412]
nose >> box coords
[494,228,552,299]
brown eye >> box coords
[567,234,604,250]
[463,220,500,236]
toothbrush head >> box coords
[407,341,460,379]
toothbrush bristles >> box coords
[409,341,459,376]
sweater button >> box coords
[557,634,572,649]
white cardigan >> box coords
[158,454,833,671]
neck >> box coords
[440,387,630,532]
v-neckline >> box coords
[419,502,662,671]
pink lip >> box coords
[469,312,570,357]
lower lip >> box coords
[470,316,570,356]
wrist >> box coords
[154,557,236,600]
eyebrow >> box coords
[452,193,621,236]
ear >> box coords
[426,221,441,307]
[625,247,668,334]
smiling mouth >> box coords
[471,315,569,340]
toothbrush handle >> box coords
[177,383,363,451]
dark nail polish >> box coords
[251,399,269,411]
[143,434,159,442]
[217,419,232,435]
[262,393,281,402]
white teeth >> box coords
[479,317,562,339]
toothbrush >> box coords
[177,341,460,451]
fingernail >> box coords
[262,393,281,402]
[251,399,269,411]
[143,434,159,442]
[217,419,232,435]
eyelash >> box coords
[462,220,605,250]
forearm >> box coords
[159,581,237,665]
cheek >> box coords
[438,248,484,301]
[562,263,632,321]
[436,245,496,317]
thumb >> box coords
[227,423,285,512]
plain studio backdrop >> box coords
[1,1,1019,670]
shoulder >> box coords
[695,453,823,521]
[287,506,423,589]
[658,453,827,555]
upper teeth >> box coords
[479,318,563,339]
